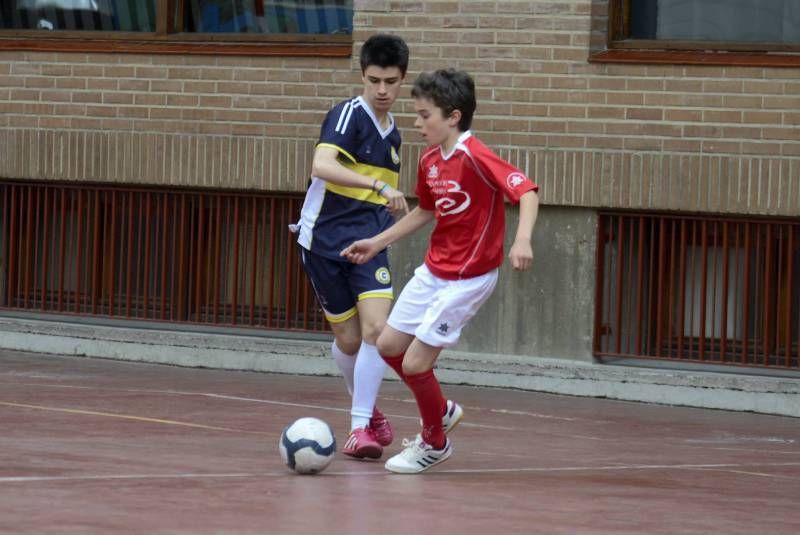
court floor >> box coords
[1,348,799,534]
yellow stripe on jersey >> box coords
[317,143,357,164]
[315,142,400,205]
[326,162,399,204]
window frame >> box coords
[591,0,800,68]
[0,0,352,57]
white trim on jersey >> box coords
[335,98,361,135]
[334,100,352,133]
[332,96,395,138]
[297,177,327,250]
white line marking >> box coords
[434,462,800,475]
[689,468,797,480]
[2,462,798,484]
[3,383,514,431]
[486,408,577,421]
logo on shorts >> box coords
[506,172,526,189]
[375,267,391,285]
[436,322,450,335]
[390,146,400,165]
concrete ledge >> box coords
[1,316,798,418]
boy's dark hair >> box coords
[359,34,410,76]
[411,69,476,132]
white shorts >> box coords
[387,264,498,348]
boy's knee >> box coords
[376,332,404,358]
[360,318,386,346]
[335,334,361,356]
[401,358,430,376]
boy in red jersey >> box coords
[341,69,539,473]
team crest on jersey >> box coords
[506,172,526,188]
[374,267,391,285]
[390,146,400,165]
[427,165,439,179]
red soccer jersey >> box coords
[416,131,539,280]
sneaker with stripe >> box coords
[369,407,394,447]
[342,427,383,459]
[384,435,452,474]
[420,399,464,434]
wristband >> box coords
[372,179,379,192]
[377,183,389,196]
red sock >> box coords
[405,370,447,449]
[382,353,407,382]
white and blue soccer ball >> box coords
[279,417,336,474]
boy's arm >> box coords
[508,190,539,271]
[341,206,435,264]
[312,146,408,214]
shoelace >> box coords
[399,436,427,457]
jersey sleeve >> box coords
[415,156,436,210]
[471,142,538,204]
[316,100,361,163]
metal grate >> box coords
[595,212,799,370]
[0,180,328,333]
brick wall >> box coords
[1,0,798,216]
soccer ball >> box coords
[279,417,336,474]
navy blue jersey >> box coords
[297,96,401,259]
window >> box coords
[0,180,328,332]
[4,1,156,32]
[594,212,800,371]
[593,0,800,67]
[0,0,352,56]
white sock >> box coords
[331,341,355,396]
[351,342,387,431]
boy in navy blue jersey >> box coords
[294,34,410,459]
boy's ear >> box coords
[448,109,462,127]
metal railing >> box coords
[0,180,328,333]
[595,212,799,370]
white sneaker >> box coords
[442,400,463,433]
[419,399,464,434]
[384,435,452,474]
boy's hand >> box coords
[378,184,409,215]
[508,239,533,271]
[341,238,381,265]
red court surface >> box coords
[1,348,799,534]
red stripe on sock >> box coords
[405,369,447,449]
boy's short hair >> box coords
[359,34,410,77]
[411,69,476,132]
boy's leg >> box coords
[351,297,392,431]
[376,325,415,381]
[401,338,447,449]
[384,338,453,474]
[329,318,362,395]
[299,246,362,395]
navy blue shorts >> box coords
[299,246,393,323]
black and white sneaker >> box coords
[384,435,452,474]
[419,399,464,434]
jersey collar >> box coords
[356,96,395,139]
[440,130,472,160]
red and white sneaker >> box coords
[369,407,394,447]
[342,427,383,459]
